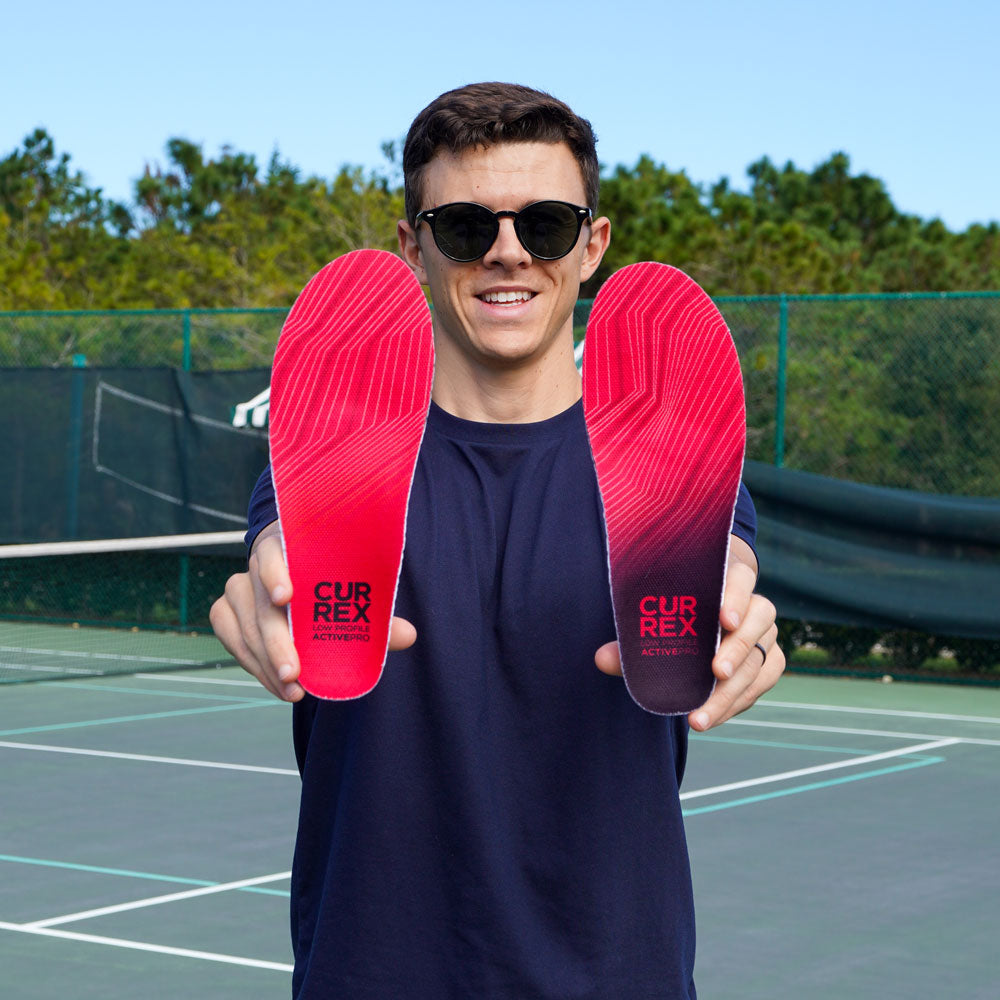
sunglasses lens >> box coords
[516,202,582,259]
[423,201,587,261]
[433,204,498,261]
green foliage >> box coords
[2,131,997,311]
[867,629,941,671]
[0,131,404,310]
[947,638,1000,674]
[2,131,997,493]
[805,624,880,666]
[778,620,1000,681]
[0,129,125,309]
[776,618,810,652]
[593,150,999,297]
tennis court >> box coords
[1,667,996,999]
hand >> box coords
[209,521,417,701]
[593,535,785,729]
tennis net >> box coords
[0,532,246,683]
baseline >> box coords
[24,871,292,929]
[0,921,292,973]
[679,737,958,801]
[48,681,272,703]
[726,717,1000,747]
[693,732,882,755]
[759,699,1000,725]
[682,756,943,817]
[0,645,218,668]
[133,672,263,687]
[0,699,281,738]
[0,854,288,897]
[0,740,298,775]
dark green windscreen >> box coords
[1,368,270,543]
[745,460,1000,639]
[2,368,997,640]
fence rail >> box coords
[3,291,999,495]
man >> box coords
[212,82,783,998]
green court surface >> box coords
[1,670,997,999]
[1,621,233,684]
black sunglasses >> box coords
[415,200,592,262]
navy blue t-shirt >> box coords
[248,400,756,999]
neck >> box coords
[430,334,582,423]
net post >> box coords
[182,311,192,371]
[775,295,788,467]
[65,354,88,539]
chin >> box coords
[478,339,542,363]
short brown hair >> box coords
[402,82,600,225]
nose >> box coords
[482,217,530,268]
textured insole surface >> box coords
[269,250,434,699]
[583,262,745,714]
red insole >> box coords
[583,262,745,715]
[269,250,434,699]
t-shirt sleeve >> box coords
[732,480,757,564]
[245,464,277,553]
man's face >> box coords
[398,141,609,373]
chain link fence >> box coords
[721,292,1000,496]
[2,292,998,496]
[0,308,287,370]
[2,293,998,677]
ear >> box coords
[579,215,611,283]
[398,220,429,285]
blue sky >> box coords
[4,0,998,230]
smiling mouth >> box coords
[478,290,535,304]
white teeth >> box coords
[480,290,533,304]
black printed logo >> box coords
[313,581,371,623]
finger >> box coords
[709,635,785,727]
[714,594,777,682]
[691,622,783,731]
[748,636,786,703]
[698,608,779,729]
[594,640,623,676]
[720,558,756,630]
[720,536,758,630]
[210,586,269,687]
[211,575,287,700]
[242,550,304,702]
[389,616,417,651]
[254,532,293,606]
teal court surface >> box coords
[1,669,997,999]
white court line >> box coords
[1,661,98,676]
[134,673,261,687]
[0,741,298,775]
[679,738,959,801]
[0,921,292,972]
[759,699,1000,725]
[0,645,211,666]
[730,718,949,740]
[24,871,292,929]
[727,718,1000,747]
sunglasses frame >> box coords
[415,200,592,262]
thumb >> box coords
[594,640,623,676]
[389,616,417,651]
